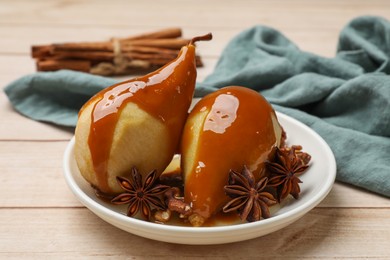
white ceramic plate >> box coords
[63,112,336,245]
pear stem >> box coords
[190,33,213,45]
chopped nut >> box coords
[165,187,193,217]
[154,209,172,223]
[188,214,205,227]
[284,145,312,165]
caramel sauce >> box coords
[183,87,281,219]
[203,211,242,227]
[82,45,197,193]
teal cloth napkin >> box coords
[4,16,390,197]
[4,71,116,127]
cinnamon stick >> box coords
[118,27,182,41]
[48,50,179,62]
[123,38,190,49]
[37,60,90,72]
[120,45,180,55]
[52,42,112,52]
[31,45,53,59]
[49,50,115,61]
[36,56,202,74]
[49,28,184,53]
[31,27,205,75]
[51,38,189,53]
[51,43,182,56]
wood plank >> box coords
[0,141,80,207]
[0,141,388,208]
[0,25,343,58]
[0,0,389,58]
[0,208,389,258]
[1,0,389,29]
[319,182,390,208]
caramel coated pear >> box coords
[181,86,283,222]
[75,33,212,194]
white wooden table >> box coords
[1,0,389,258]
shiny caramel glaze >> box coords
[182,86,282,219]
[80,45,197,194]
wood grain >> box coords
[0,208,389,258]
[1,0,389,258]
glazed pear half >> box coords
[182,86,283,223]
[75,33,212,194]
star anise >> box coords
[266,145,310,202]
[111,167,170,220]
[223,166,277,222]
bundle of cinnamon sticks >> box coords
[31,28,203,76]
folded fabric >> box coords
[4,70,116,127]
[4,16,390,197]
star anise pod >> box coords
[223,166,277,222]
[111,167,170,220]
[266,145,310,202]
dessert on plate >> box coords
[74,33,311,227]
